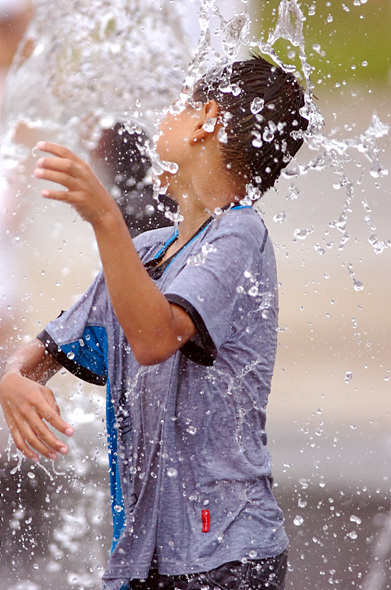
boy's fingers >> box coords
[31,386,74,436]
[15,421,61,460]
[13,409,71,459]
[42,387,62,416]
[36,156,80,174]
[14,384,74,439]
[1,373,72,461]
[10,412,60,461]
[34,167,79,191]
[36,141,77,161]
[11,428,40,462]
[39,404,74,437]
[40,189,75,202]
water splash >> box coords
[187,243,217,266]
[247,0,390,289]
[183,0,251,96]
[284,112,389,259]
[347,263,364,292]
[0,0,192,167]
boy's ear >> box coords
[189,100,220,145]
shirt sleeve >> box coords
[164,213,270,366]
[37,272,109,385]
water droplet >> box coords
[353,280,364,292]
[350,515,362,525]
[203,118,217,132]
[250,97,264,115]
[218,128,228,144]
[249,550,257,559]
[263,126,275,143]
[167,467,178,478]
[294,515,304,526]
[252,133,263,148]
[286,184,300,200]
[186,426,197,435]
[164,161,179,174]
[187,243,217,266]
[273,212,286,224]
[294,227,314,240]
[314,243,325,255]
[299,479,309,489]
[344,371,353,383]
[67,351,75,360]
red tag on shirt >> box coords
[201,509,210,533]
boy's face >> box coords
[155,99,201,190]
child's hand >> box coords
[0,371,73,462]
[34,141,118,227]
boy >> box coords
[0,55,308,590]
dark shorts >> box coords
[126,551,288,590]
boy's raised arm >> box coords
[0,339,74,461]
[34,142,196,365]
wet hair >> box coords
[192,54,308,197]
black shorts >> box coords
[126,551,288,590]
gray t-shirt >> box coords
[38,205,288,589]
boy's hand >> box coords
[0,371,74,462]
[34,141,118,227]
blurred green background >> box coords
[251,0,391,93]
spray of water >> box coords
[1,1,390,588]
[0,0,191,163]
[248,0,389,289]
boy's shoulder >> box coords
[211,205,268,246]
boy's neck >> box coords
[170,168,245,246]
[174,187,241,247]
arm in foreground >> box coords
[34,142,196,365]
[0,339,74,461]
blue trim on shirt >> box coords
[37,326,107,386]
[58,326,108,381]
[106,380,126,552]
[39,325,125,553]
[153,227,179,259]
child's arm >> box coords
[0,339,74,461]
[34,142,196,365]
